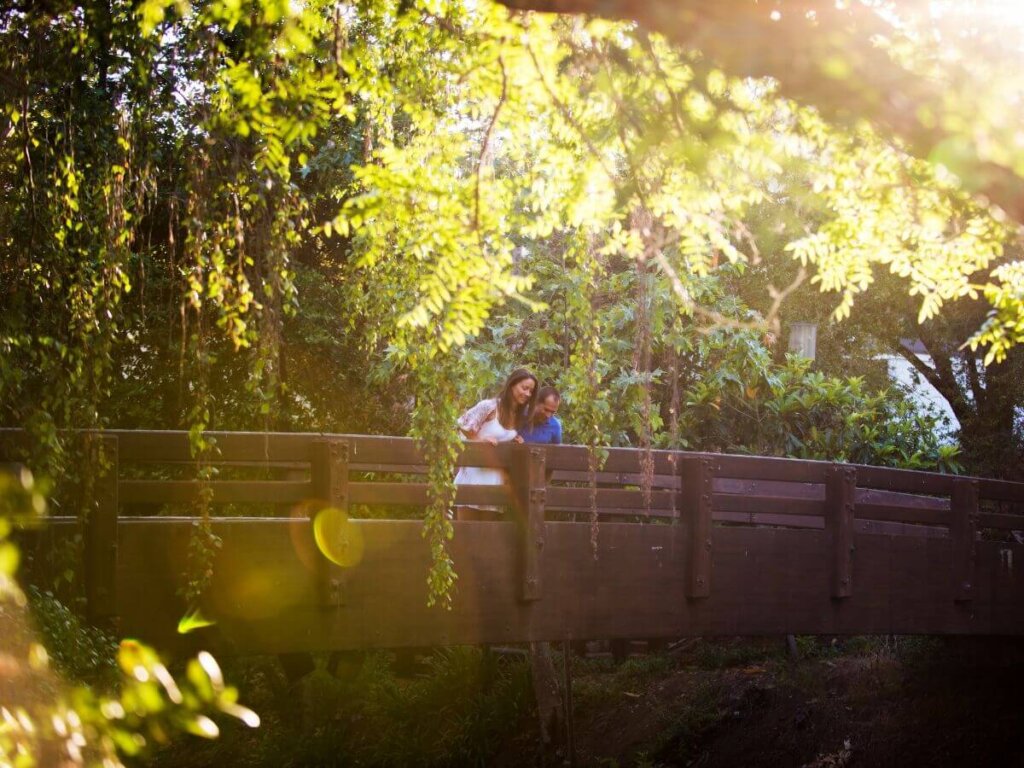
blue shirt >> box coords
[520,415,562,445]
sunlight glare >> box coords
[313,507,365,568]
[929,0,1024,31]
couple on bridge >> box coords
[454,368,561,514]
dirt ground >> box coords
[493,637,1024,768]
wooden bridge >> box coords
[6,430,1024,653]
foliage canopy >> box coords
[2,0,1023,603]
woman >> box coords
[454,368,538,516]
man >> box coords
[520,386,562,444]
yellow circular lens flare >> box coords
[313,507,364,568]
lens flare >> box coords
[313,507,364,568]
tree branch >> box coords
[893,339,974,423]
[497,0,1024,225]
[474,55,507,235]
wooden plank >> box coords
[311,439,349,607]
[712,494,824,517]
[825,464,856,599]
[976,478,1024,503]
[712,454,827,483]
[856,487,949,510]
[855,465,954,495]
[855,518,948,539]
[854,502,950,527]
[951,478,979,603]
[976,511,1024,531]
[350,463,428,475]
[85,434,119,623]
[110,431,423,466]
[713,511,947,539]
[551,470,680,489]
[509,445,547,601]
[311,439,349,509]
[119,480,312,505]
[546,487,676,512]
[679,457,713,599]
[544,444,684,475]
[714,478,822,498]
[349,483,693,514]
[348,482,510,508]
[714,510,824,529]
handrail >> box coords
[2,427,1022,500]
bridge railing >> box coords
[3,429,1023,649]
[80,429,1022,533]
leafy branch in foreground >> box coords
[1,469,259,767]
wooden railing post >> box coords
[510,444,546,602]
[951,478,979,603]
[85,434,119,624]
[825,464,856,599]
[311,438,349,607]
[679,457,712,599]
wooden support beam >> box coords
[85,434,119,623]
[951,478,979,603]
[311,439,349,607]
[679,457,712,599]
[825,464,857,599]
[510,445,546,602]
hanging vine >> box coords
[562,232,609,556]
[407,348,462,608]
[631,209,656,514]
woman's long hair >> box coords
[497,367,538,430]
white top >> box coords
[475,414,517,444]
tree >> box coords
[4,0,1023,604]
[494,0,1024,361]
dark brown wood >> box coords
[679,457,713,599]
[714,511,825,529]
[544,445,677,475]
[6,428,1023,503]
[8,428,1024,653]
[98,518,1024,652]
[546,487,676,512]
[712,493,824,517]
[311,439,350,607]
[311,439,349,508]
[855,465,955,496]
[712,454,827,484]
[551,470,680,488]
[977,511,1024,531]
[825,464,857,599]
[85,434,119,622]
[951,478,979,603]
[854,502,950,527]
[6,426,1023,506]
[119,480,312,505]
[976,478,1024,503]
[715,478,822,498]
[349,482,510,508]
[510,444,547,602]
